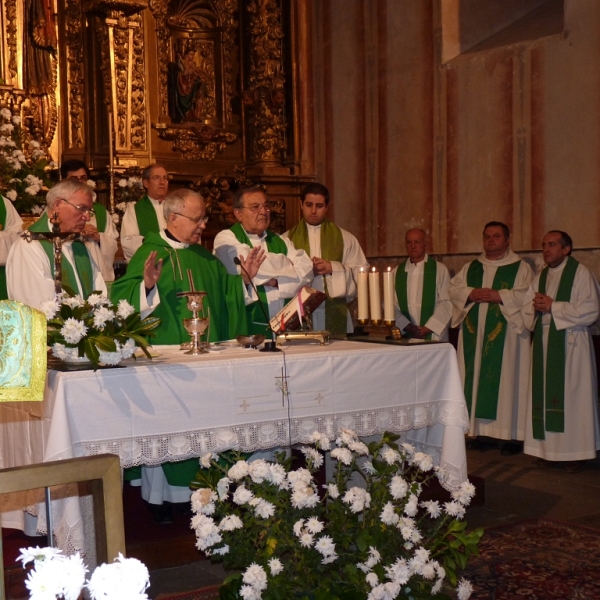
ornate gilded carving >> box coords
[64,0,85,148]
[150,0,238,160]
[155,123,236,160]
[4,0,18,81]
[243,0,286,164]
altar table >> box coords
[0,339,469,554]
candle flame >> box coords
[387,266,391,272]
[371,267,376,273]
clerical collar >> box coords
[549,257,568,271]
[161,229,189,248]
[244,228,268,240]
[409,254,428,266]
[148,196,163,204]
[306,223,322,231]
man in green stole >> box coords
[522,231,600,473]
[284,183,368,335]
[61,159,119,281]
[111,188,265,522]
[393,228,451,341]
[121,163,169,261]
[6,180,109,308]
[0,194,24,300]
[214,185,313,335]
[449,222,533,455]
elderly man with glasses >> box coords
[6,179,159,313]
[213,185,313,335]
[121,163,170,261]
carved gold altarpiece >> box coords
[0,0,316,232]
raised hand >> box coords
[239,247,266,284]
[143,250,163,290]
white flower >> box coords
[228,460,249,481]
[87,293,110,307]
[293,520,305,537]
[93,306,115,330]
[212,545,230,555]
[299,532,314,547]
[267,463,287,488]
[40,298,60,319]
[5,189,17,201]
[404,494,419,517]
[29,140,41,149]
[348,440,369,455]
[86,179,96,189]
[444,500,465,519]
[361,460,376,475]
[420,561,436,580]
[191,488,217,515]
[309,431,331,451]
[243,563,267,591]
[325,483,340,498]
[413,451,433,472]
[0,108,11,119]
[305,517,324,534]
[366,572,379,587]
[116,202,128,211]
[248,459,271,483]
[268,557,283,576]
[216,477,230,500]
[60,318,87,344]
[51,343,68,360]
[330,447,353,465]
[381,446,400,465]
[119,338,136,359]
[397,517,417,541]
[200,453,213,468]
[0,123,14,133]
[240,585,261,600]
[389,476,408,500]
[337,428,357,446]
[63,295,84,308]
[385,558,412,585]
[291,486,319,509]
[301,447,324,469]
[25,185,40,195]
[233,485,254,505]
[30,204,44,215]
[314,535,335,556]
[452,480,476,506]
[98,349,122,366]
[111,213,120,224]
[17,546,64,567]
[420,500,442,518]
[342,487,371,513]
[401,442,415,455]
[191,514,221,550]
[219,514,243,531]
[287,468,312,488]
[254,498,275,519]
[86,555,149,600]
[457,578,473,600]
[116,299,135,319]
[12,115,21,125]
[321,552,338,564]
[118,178,128,188]
[380,502,399,526]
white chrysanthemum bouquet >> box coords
[43,289,160,369]
[18,546,150,600]
[191,430,482,600]
[112,174,144,229]
[0,105,57,214]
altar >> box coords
[0,339,469,554]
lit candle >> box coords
[383,266,395,322]
[369,267,381,322]
[357,267,369,321]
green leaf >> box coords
[91,336,117,352]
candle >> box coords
[369,267,381,322]
[357,267,369,321]
[108,111,114,168]
[383,266,395,322]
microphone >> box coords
[234,255,281,352]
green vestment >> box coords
[0,197,7,299]
[111,231,250,487]
[134,195,160,237]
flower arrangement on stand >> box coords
[191,430,482,600]
[18,546,150,600]
[112,173,144,231]
[42,290,161,369]
[0,106,57,215]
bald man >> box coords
[392,229,451,341]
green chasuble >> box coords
[111,232,250,487]
[0,197,7,300]
[230,222,288,335]
[462,259,521,420]
[28,214,95,299]
[93,202,108,233]
[134,195,160,237]
[531,256,579,440]
[394,257,437,340]
[287,218,347,335]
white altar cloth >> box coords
[0,340,469,554]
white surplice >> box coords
[449,250,534,440]
[282,223,369,332]
[89,207,119,282]
[121,196,166,261]
[522,258,600,461]
[392,255,452,341]
[214,227,314,321]
[0,196,23,267]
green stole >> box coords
[531,256,579,440]
[230,222,288,335]
[462,259,521,419]
[134,195,160,237]
[287,218,346,335]
[0,197,7,300]
[94,202,108,232]
[395,257,437,340]
[28,213,94,299]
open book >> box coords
[269,286,326,333]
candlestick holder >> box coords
[384,320,402,340]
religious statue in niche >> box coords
[168,40,214,124]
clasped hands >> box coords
[312,256,332,275]
[404,323,432,339]
[142,247,267,290]
[533,292,553,312]
[468,288,503,304]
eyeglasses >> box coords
[149,175,169,182]
[59,197,95,216]
[173,212,209,225]
[67,175,88,183]
[241,202,272,214]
